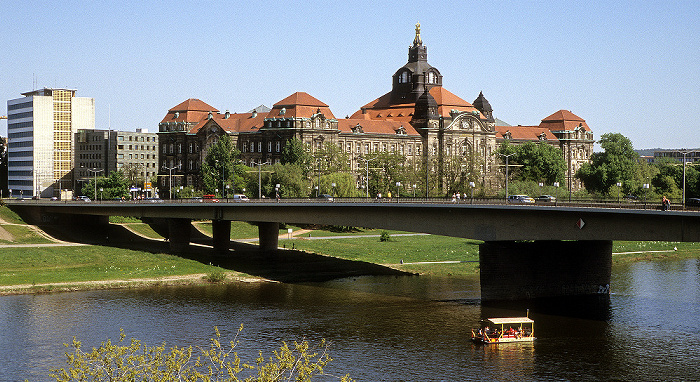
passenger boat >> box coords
[471,316,535,344]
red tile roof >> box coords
[338,118,420,136]
[267,92,336,119]
[539,110,591,132]
[161,98,219,124]
[189,112,265,135]
[350,86,481,121]
[495,125,558,141]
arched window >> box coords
[427,71,436,84]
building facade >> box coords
[7,88,94,198]
[156,25,594,196]
[74,128,159,192]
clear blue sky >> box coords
[1,0,698,150]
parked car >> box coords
[508,195,535,204]
[535,195,556,203]
[232,194,249,202]
[317,194,334,202]
[144,197,163,203]
[75,196,91,202]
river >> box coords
[1,259,699,381]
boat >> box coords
[471,316,535,344]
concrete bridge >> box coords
[7,199,700,301]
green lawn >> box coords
[122,223,165,239]
[0,245,234,286]
[0,206,26,224]
[0,225,54,244]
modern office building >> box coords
[74,128,159,193]
[7,88,94,197]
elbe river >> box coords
[1,259,699,381]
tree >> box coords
[496,141,565,185]
[577,133,641,196]
[82,171,130,200]
[364,151,406,197]
[51,327,354,382]
[282,137,313,173]
[201,135,243,196]
[314,142,350,175]
[121,163,145,187]
[320,172,362,197]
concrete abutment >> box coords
[479,240,612,301]
[168,218,192,253]
[257,222,279,251]
[211,220,231,254]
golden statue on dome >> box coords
[413,22,422,46]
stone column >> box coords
[479,240,612,301]
[257,222,279,251]
[168,218,192,253]
[211,220,231,254]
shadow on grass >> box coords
[39,222,412,283]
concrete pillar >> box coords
[211,220,231,254]
[479,240,612,301]
[257,222,279,251]
[168,218,192,253]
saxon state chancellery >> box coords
[157,25,594,195]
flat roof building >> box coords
[7,88,94,197]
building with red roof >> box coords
[156,24,594,195]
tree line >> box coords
[82,133,696,202]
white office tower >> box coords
[7,88,94,198]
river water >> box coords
[1,259,699,381]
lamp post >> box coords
[554,182,560,206]
[83,166,104,201]
[677,150,697,209]
[99,187,103,202]
[643,183,650,209]
[412,184,417,198]
[162,163,181,200]
[616,182,622,206]
[251,160,271,199]
[225,185,230,200]
[331,182,336,197]
[275,183,280,202]
[469,181,475,204]
[498,153,515,202]
[356,157,370,198]
[395,181,401,202]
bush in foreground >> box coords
[50,326,354,382]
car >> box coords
[231,194,249,202]
[75,196,91,202]
[202,194,220,203]
[535,195,556,203]
[508,195,535,204]
[317,194,334,202]
[686,198,700,207]
[144,197,163,203]
[50,196,59,201]
[189,197,203,203]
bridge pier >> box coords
[479,240,612,301]
[211,220,231,254]
[257,222,279,251]
[168,218,192,253]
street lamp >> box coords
[83,166,104,201]
[412,184,417,198]
[643,183,650,209]
[162,163,181,200]
[616,182,622,206]
[676,150,697,209]
[331,182,336,197]
[225,184,230,200]
[99,187,103,202]
[356,156,370,198]
[250,160,271,199]
[498,153,516,202]
[275,183,280,202]
[469,181,475,204]
[554,182,560,206]
[395,182,401,201]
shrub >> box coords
[50,326,354,382]
[380,231,391,242]
[204,268,227,282]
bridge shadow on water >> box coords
[479,295,612,321]
[39,222,412,283]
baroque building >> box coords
[156,24,594,196]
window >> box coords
[268,141,272,152]
[250,142,255,152]
[258,142,262,152]
[189,143,193,153]
[162,145,166,154]
[399,71,409,83]
[428,71,437,84]
[178,144,181,154]
[169,144,174,154]
[276,141,281,152]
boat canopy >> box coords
[485,317,534,325]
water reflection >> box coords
[1,260,700,381]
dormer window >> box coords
[538,132,547,141]
[503,131,512,140]
[427,71,436,84]
[399,71,409,83]
[396,126,407,135]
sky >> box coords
[1,0,698,151]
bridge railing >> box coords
[4,195,691,212]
